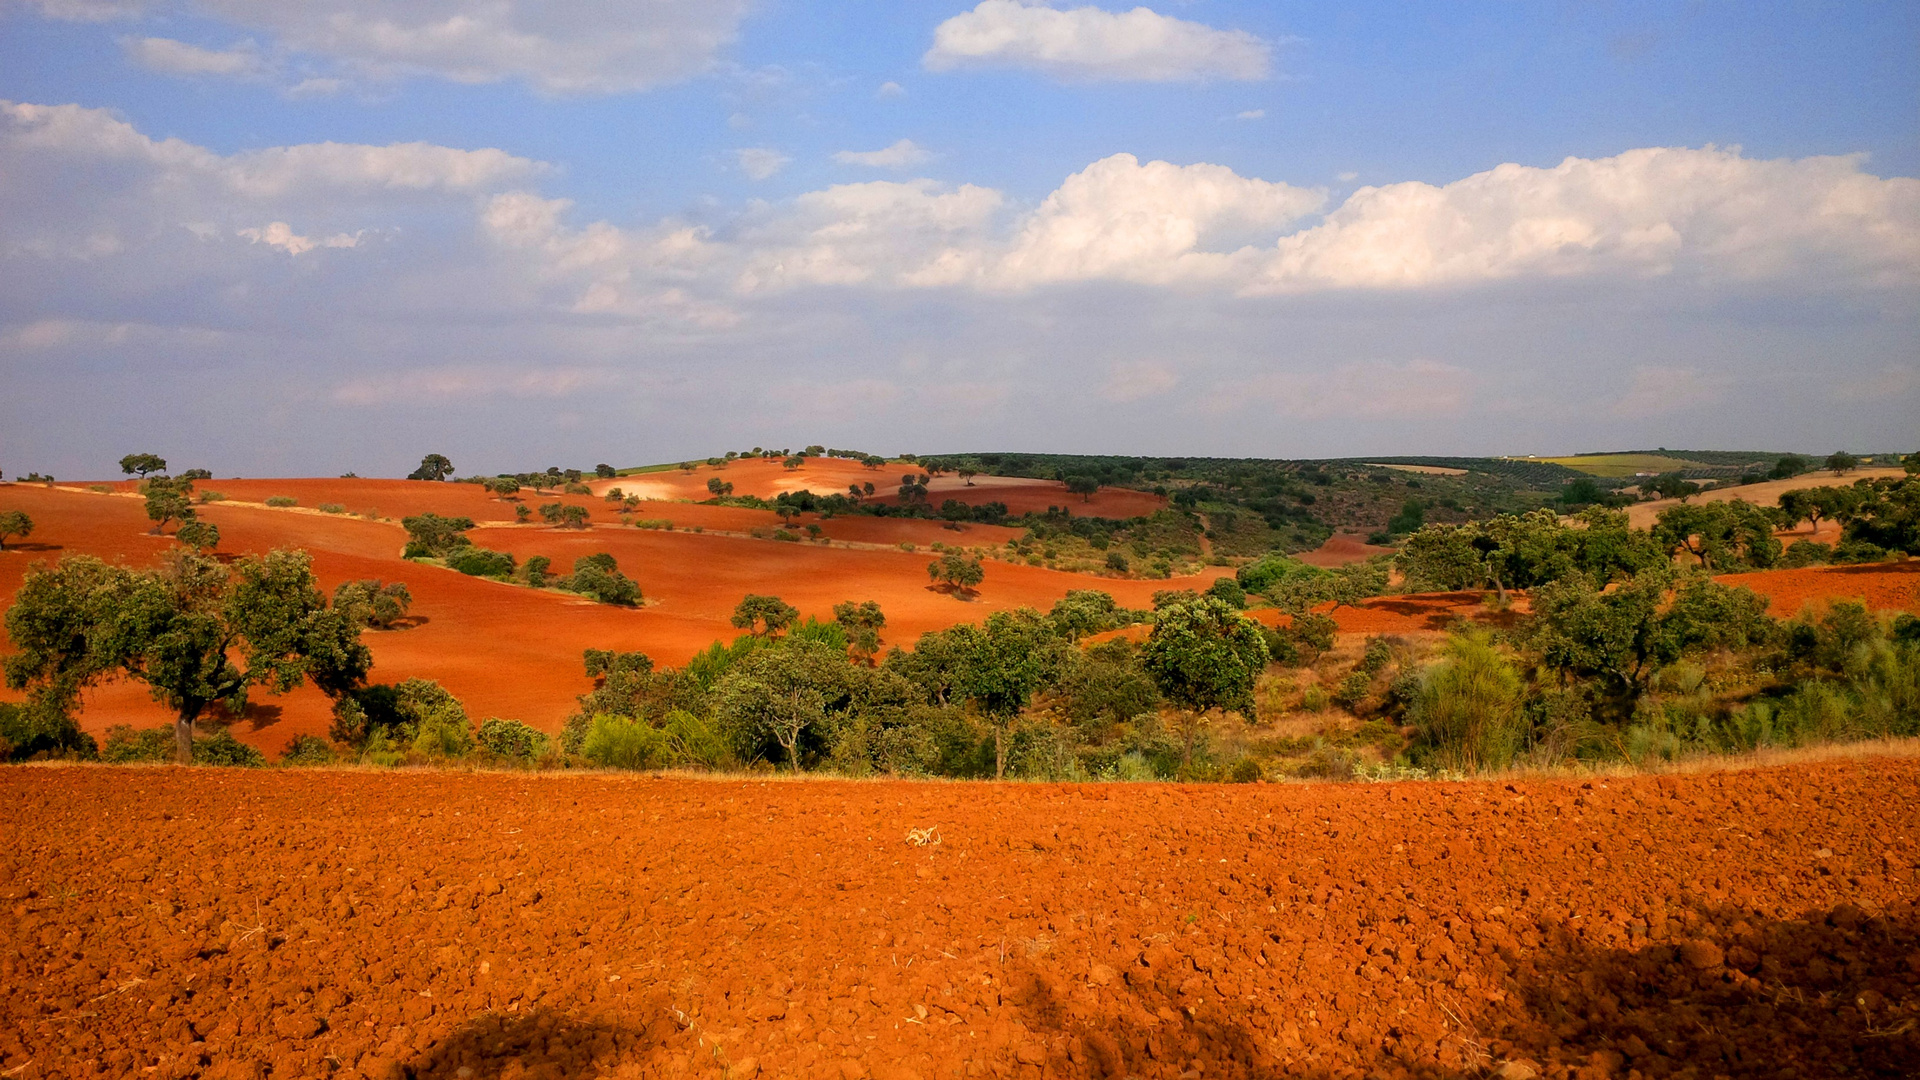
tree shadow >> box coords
[378,615,432,631]
[205,700,284,730]
[399,1009,651,1079]
[1000,900,1917,1079]
[927,583,979,601]
[0,541,62,553]
[1825,560,1920,577]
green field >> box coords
[1520,453,1709,478]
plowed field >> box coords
[2,759,1915,1079]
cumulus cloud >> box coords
[735,148,791,181]
[734,179,1006,291]
[29,0,751,94]
[924,0,1269,82]
[833,139,933,169]
[237,221,361,255]
[122,35,268,78]
[1251,146,1920,293]
[997,153,1323,287]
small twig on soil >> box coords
[88,977,145,1002]
[905,826,941,847]
[1,1059,32,1077]
[1865,1018,1915,1038]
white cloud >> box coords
[833,139,933,169]
[876,81,906,98]
[1235,109,1264,121]
[735,148,791,181]
[996,153,1323,287]
[29,0,751,94]
[1251,146,1920,292]
[122,35,267,78]
[924,0,1270,82]
[735,179,1006,290]
[1335,171,1358,182]
[237,221,360,255]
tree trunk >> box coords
[1181,714,1195,780]
[173,715,194,765]
[994,725,1006,780]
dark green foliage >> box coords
[832,600,887,663]
[193,730,266,767]
[0,509,33,550]
[927,549,985,591]
[732,594,798,636]
[1051,641,1159,730]
[407,454,454,481]
[523,555,552,587]
[402,513,475,557]
[1385,499,1424,535]
[1842,476,1920,555]
[1204,577,1246,609]
[0,698,95,761]
[1142,596,1269,773]
[102,724,174,763]
[141,475,195,534]
[477,718,547,761]
[280,733,334,765]
[120,453,167,478]
[564,554,641,605]
[1653,501,1781,570]
[447,547,516,578]
[334,579,412,628]
[175,519,220,551]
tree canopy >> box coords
[407,454,455,482]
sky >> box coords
[1,0,1916,479]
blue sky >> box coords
[1,1,1916,477]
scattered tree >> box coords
[595,464,617,479]
[401,513,475,557]
[954,609,1063,779]
[333,579,412,629]
[565,553,641,605]
[958,467,979,487]
[707,477,734,498]
[141,476,195,535]
[928,549,985,594]
[732,594,799,637]
[1141,596,1270,776]
[119,453,167,478]
[1826,451,1859,476]
[3,549,372,764]
[0,510,32,551]
[174,519,220,552]
[1064,475,1100,502]
[832,600,887,664]
[407,454,455,482]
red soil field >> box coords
[2,759,1914,1078]
[1721,561,1920,618]
[1295,535,1394,568]
[0,484,1207,753]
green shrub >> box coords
[102,724,174,763]
[194,730,266,767]
[634,518,673,530]
[198,491,227,503]
[1408,632,1527,772]
[523,555,553,587]
[1332,669,1373,709]
[477,718,547,761]
[318,503,347,514]
[265,495,297,508]
[1781,540,1832,568]
[1105,551,1129,573]
[0,700,97,761]
[581,714,671,769]
[280,734,335,765]
[447,547,516,578]
[565,555,641,605]
[564,482,593,495]
[1227,757,1264,783]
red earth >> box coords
[0,482,1204,754]
[1,758,1914,1079]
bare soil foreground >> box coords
[3,760,1916,1080]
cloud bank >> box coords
[924,1,1270,82]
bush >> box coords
[265,495,297,508]
[447,547,516,578]
[0,700,96,761]
[1408,633,1527,772]
[280,734,335,765]
[477,718,548,761]
[563,482,593,495]
[319,503,347,514]
[565,555,642,605]
[1105,551,1129,573]
[1227,757,1264,783]
[580,714,671,769]
[102,725,174,763]
[1781,540,1832,568]
[198,491,227,503]
[194,730,266,767]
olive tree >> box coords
[3,549,371,764]
[1141,596,1270,777]
[732,594,799,637]
[0,509,32,551]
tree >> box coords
[174,520,220,552]
[732,594,799,637]
[711,640,848,771]
[1770,454,1811,481]
[707,477,734,498]
[1826,451,1859,476]
[487,477,521,500]
[559,505,590,529]
[401,513,475,557]
[1643,473,1701,501]
[595,464,617,479]
[928,550,985,594]
[119,453,167,478]
[959,467,979,486]
[3,549,371,764]
[1529,569,1772,715]
[1777,486,1863,537]
[141,476,195,535]
[1048,589,1124,641]
[1064,475,1100,502]
[1141,596,1269,776]
[407,454,454,481]
[333,579,412,629]
[1652,501,1781,570]
[954,609,1063,779]
[178,468,212,482]
[538,502,564,524]
[565,554,641,605]
[0,510,31,551]
[832,600,887,665]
